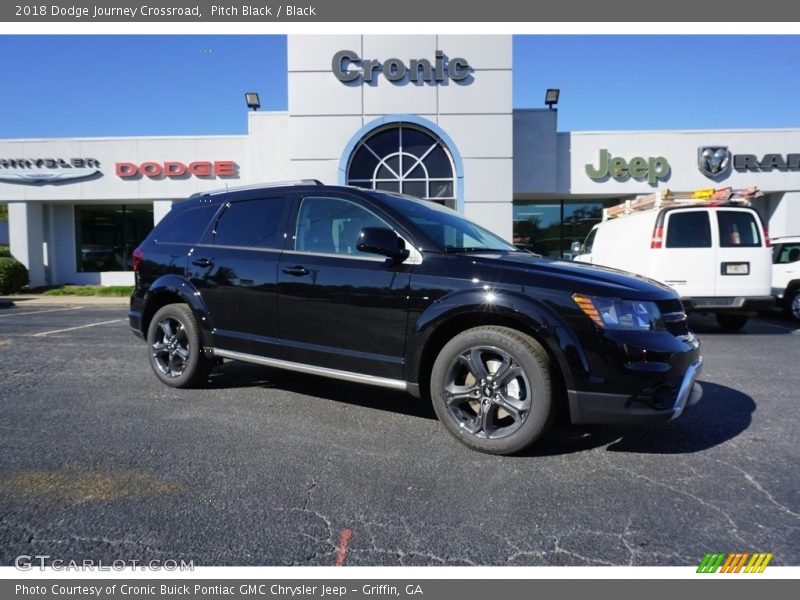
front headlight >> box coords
[572,294,664,331]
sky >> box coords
[1,34,799,138]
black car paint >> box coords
[130,184,701,425]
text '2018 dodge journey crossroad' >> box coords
[130,182,703,455]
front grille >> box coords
[657,299,690,337]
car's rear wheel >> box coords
[715,313,748,333]
[430,326,553,455]
[146,303,212,388]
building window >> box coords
[75,204,153,272]
[346,125,456,209]
[513,200,604,259]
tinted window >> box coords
[156,204,217,244]
[295,196,388,256]
[666,211,711,248]
[774,243,800,264]
[717,210,761,247]
[213,197,287,248]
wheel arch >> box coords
[784,279,800,298]
[406,290,588,408]
[141,275,214,347]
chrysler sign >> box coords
[0,157,101,184]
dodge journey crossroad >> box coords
[129,181,703,455]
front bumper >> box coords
[568,357,704,425]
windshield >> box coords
[370,192,517,252]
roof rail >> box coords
[603,186,763,220]
[190,179,323,198]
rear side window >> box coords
[665,211,711,248]
[213,197,288,248]
[717,210,762,247]
[155,204,218,244]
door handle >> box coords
[282,265,309,276]
[191,258,214,268]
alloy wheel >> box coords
[443,345,532,439]
[152,317,190,377]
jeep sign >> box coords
[585,149,670,186]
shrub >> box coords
[0,244,10,258]
[0,257,29,294]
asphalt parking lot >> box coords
[0,304,798,567]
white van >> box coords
[573,202,773,331]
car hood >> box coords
[457,252,678,300]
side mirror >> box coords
[571,241,583,254]
[357,227,410,262]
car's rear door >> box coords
[189,193,292,355]
[655,209,716,297]
[714,208,772,298]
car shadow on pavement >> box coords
[207,360,438,420]
[526,381,756,457]
[206,363,755,456]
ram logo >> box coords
[698,146,732,179]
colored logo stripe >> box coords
[697,552,773,573]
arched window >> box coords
[346,125,456,209]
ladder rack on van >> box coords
[603,186,763,220]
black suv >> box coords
[130,182,703,455]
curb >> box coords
[0,295,129,306]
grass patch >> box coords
[42,285,133,297]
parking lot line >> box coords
[32,319,125,337]
[752,318,799,333]
[0,306,84,318]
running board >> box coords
[212,348,409,391]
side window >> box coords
[775,243,800,264]
[717,210,761,248]
[665,211,711,248]
[155,204,218,244]
[213,197,288,248]
[294,196,389,256]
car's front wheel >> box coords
[785,288,800,323]
[430,326,553,455]
[146,303,212,388]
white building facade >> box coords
[1,34,798,287]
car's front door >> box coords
[277,194,412,380]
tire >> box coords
[784,288,800,323]
[430,326,553,455]
[146,303,212,388]
[715,313,748,333]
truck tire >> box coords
[715,313,748,333]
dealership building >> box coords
[2,34,799,287]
